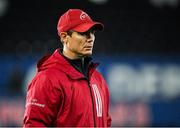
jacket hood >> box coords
[36,49,98,79]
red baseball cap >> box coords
[57,9,104,34]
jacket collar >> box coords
[37,49,99,80]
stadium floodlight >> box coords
[0,0,9,17]
[149,0,179,8]
[88,0,108,4]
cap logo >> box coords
[80,11,88,20]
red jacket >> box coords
[23,49,111,127]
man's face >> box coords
[62,28,95,59]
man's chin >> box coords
[82,52,92,57]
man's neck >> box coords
[62,48,83,60]
[59,49,92,77]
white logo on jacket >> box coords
[26,98,45,108]
[92,84,102,117]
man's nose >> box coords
[86,32,93,39]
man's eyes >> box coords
[78,30,95,36]
[77,32,86,35]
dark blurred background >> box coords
[0,0,180,126]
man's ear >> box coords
[60,32,68,44]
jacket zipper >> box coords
[87,79,96,127]
[81,58,96,126]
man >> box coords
[23,8,111,127]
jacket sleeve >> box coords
[23,72,63,127]
[99,73,112,127]
[106,87,112,127]
[105,81,112,127]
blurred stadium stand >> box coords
[0,0,180,126]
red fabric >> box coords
[57,9,104,33]
[23,49,111,127]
